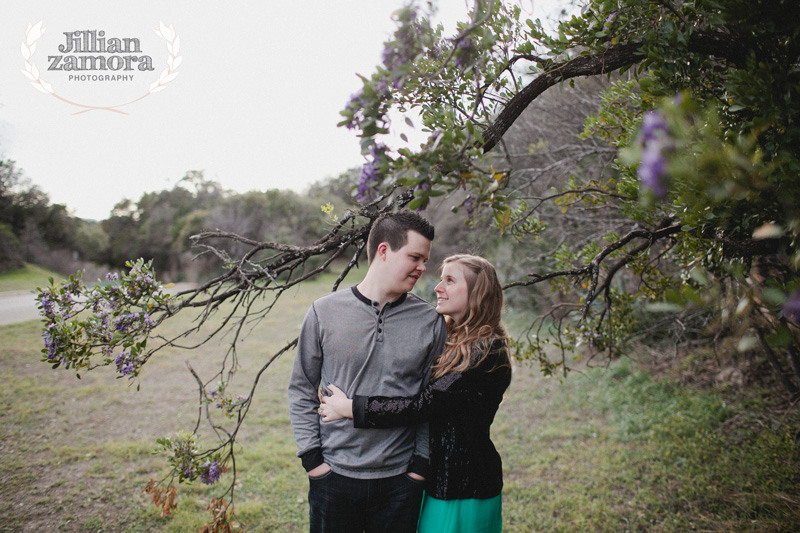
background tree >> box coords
[100,172,226,279]
[0,159,27,270]
[0,158,96,275]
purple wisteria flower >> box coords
[343,90,365,130]
[90,290,104,313]
[356,143,389,203]
[63,281,81,297]
[200,459,222,485]
[382,6,419,73]
[114,350,137,376]
[639,143,669,198]
[42,326,59,362]
[464,193,475,217]
[641,111,669,143]
[578,324,605,350]
[783,290,800,324]
[382,43,410,78]
[39,292,56,318]
[637,110,672,200]
[114,312,141,333]
[207,388,225,408]
[603,11,618,32]
[347,89,363,109]
[357,160,380,203]
[454,38,476,69]
[411,181,431,212]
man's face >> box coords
[380,230,431,295]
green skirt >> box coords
[417,492,502,533]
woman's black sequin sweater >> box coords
[352,338,511,500]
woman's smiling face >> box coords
[434,261,470,323]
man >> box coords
[288,210,447,532]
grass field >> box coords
[1,269,798,531]
[0,264,65,293]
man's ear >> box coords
[377,242,389,261]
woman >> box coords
[320,254,512,533]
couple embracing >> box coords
[288,210,511,533]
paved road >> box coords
[0,290,41,325]
[0,284,196,326]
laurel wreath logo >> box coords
[150,22,183,94]
[20,21,182,115]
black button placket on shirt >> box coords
[373,301,384,342]
[351,286,405,343]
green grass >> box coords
[1,272,798,531]
[495,358,800,531]
[0,264,64,292]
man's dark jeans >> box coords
[308,470,424,533]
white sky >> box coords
[0,0,565,221]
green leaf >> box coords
[761,288,786,306]
[765,327,794,347]
[689,268,710,287]
[645,302,684,313]
[396,176,421,187]
[407,197,426,211]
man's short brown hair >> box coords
[367,210,435,263]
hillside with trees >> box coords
[0,166,360,283]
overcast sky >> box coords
[1,0,564,221]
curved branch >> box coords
[584,222,682,306]
[503,220,682,301]
[482,31,748,153]
[503,267,590,289]
[589,223,681,302]
[483,42,643,153]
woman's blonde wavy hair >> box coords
[430,254,510,380]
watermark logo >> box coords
[21,21,182,115]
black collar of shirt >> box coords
[351,286,408,308]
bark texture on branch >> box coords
[482,31,747,153]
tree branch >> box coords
[482,31,748,153]
[503,220,682,302]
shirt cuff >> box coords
[408,454,429,479]
[352,395,368,428]
[300,447,324,472]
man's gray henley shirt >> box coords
[288,286,447,479]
